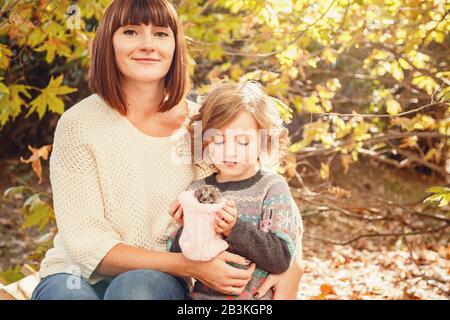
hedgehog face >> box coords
[194,185,222,204]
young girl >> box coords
[168,81,303,300]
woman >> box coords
[32,0,303,300]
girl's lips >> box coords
[223,161,238,167]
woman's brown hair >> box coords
[89,0,190,115]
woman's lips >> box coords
[132,58,161,63]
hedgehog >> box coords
[193,185,222,204]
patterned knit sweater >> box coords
[168,170,303,300]
[39,94,206,284]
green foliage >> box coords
[424,186,450,208]
[3,186,55,232]
[2,184,56,280]
[0,265,24,285]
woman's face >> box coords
[113,23,175,85]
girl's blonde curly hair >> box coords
[187,81,290,167]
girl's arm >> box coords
[224,218,292,273]
[255,239,304,299]
[224,176,303,274]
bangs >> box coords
[114,0,177,31]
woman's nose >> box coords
[139,33,156,51]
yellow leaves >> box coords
[333,116,352,139]
[411,115,436,131]
[340,154,353,174]
[278,153,297,181]
[28,75,77,119]
[297,94,323,113]
[407,50,431,69]
[0,84,32,127]
[208,46,224,62]
[412,74,439,95]
[424,148,441,164]
[399,136,418,148]
[398,58,412,70]
[320,163,330,180]
[390,61,404,81]
[390,117,412,131]
[0,44,13,69]
[290,120,330,152]
[276,44,298,67]
[322,48,337,65]
[390,114,436,131]
[27,28,47,48]
[337,31,352,43]
[20,145,52,184]
[35,37,73,64]
[327,185,351,198]
[386,99,402,115]
[353,122,372,141]
[229,64,244,81]
[270,96,293,123]
[424,186,450,208]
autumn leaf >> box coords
[312,284,336,300]
[320,163,330,180]
[19,145,52,184]
[28,75,77,119]
[399,136,418,148]
[386,99,401,116]
[0,44,13,69]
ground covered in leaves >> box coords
[1,159,449,299]
[295,161,449,300]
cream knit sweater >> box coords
[39,94,207,284]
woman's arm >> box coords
[255,257,304,300]
[96,244,256,295]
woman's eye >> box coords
[214,141,224,145]
[238,141,249,146]
[124,29,137,36]
[155,31,169,37]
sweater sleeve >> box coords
[49,113,123,281]
[225,176,303,274]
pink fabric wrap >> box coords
[178,190,229,261]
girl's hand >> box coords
[169,200,183,225]
[254,261,303,300]
[190,251,256,295]
[214,199,237,237]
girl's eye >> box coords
[214,141,224,145]
[155,31,169,37]
[237,136,250,146]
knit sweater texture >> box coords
[39,94,206,284]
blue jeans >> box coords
[31,269,188,300]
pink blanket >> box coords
[178,190,229,261]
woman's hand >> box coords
[254,261,303,300]
[214,199,237,237]
[190,251,256,295]
[169,200,183,225]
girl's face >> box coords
[113,23,175,85]
[208,111,261,181]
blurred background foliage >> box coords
[0,0,448,296]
